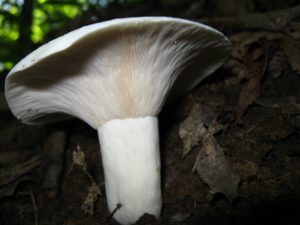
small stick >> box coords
[105,203,123,224]
[30,190,39,225]
[19,191,39,225]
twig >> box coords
[30,190,39,225]
[105,203,123,224]
[18,191,39,225]
[0,154,42,187]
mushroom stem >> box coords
[98,116,162,224]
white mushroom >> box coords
[5,17,231,224]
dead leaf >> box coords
[268,50,290,78]
[236,70,262,122]
[280,36,300,74]
[230,31,300,76]
[178,113,207,156]
[235,39,270,123]
[178,103,214,156]
[234,160,258,180]
[193,137,240,201]
[178,102,240,201]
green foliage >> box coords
[0,0,90,72]
[0,1,20,71]
[31,0,90,43]
[0,0,152,73]
[119,0,144,7]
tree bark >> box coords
[18,0,35,55]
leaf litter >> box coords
[179,103,240,201]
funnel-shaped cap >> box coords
[5,17,231,129]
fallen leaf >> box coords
[178,113,207,156]
[178,102,240,201]
[193,137,240,201]
[280,36,300,74]
[235,39,270,123]
[178,103,214,156]
[268,50,290,78]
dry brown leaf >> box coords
[280,36,300,74]
[268,50,290,78]
[179,103,240,201]
[230,31,300,75]
[236,69,262,123]
[235,37,270,123]
[179,113,207,156]
[178,103,215,156]
[193,137,240,201]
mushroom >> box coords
[5,17,231,224]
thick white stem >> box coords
[98,116,162,224]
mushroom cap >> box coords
[5,17,231,128]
